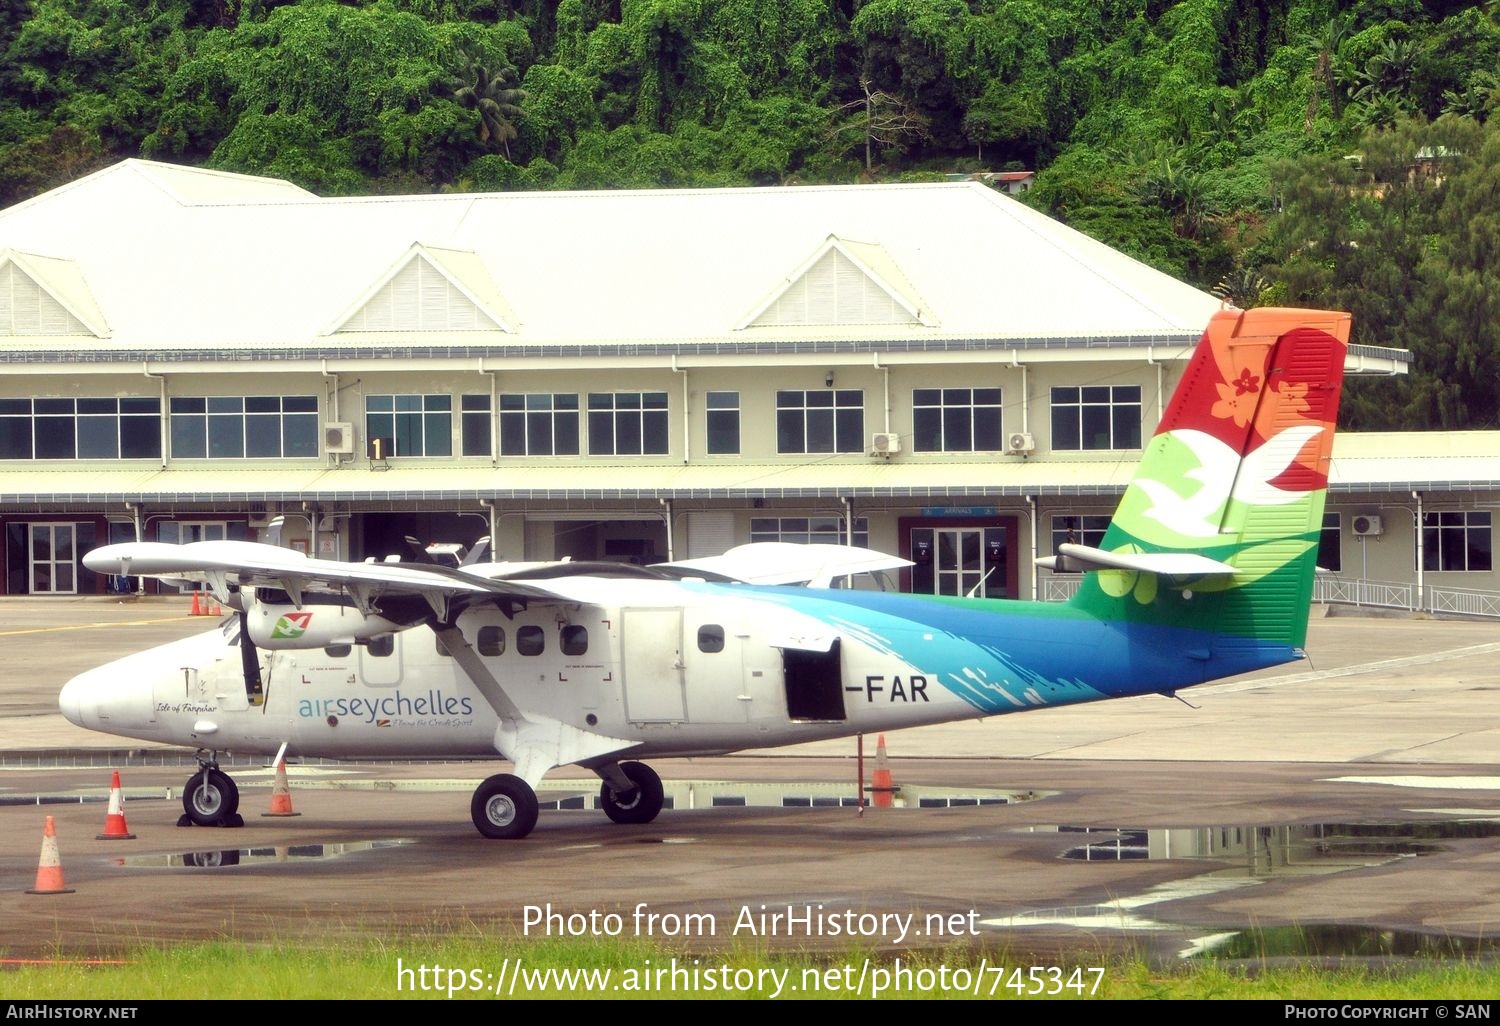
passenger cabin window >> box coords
[367,635,394,657]
[478,626,506,656]
[517,625,545,656]
[697,625,725,653]
[560,625,588,655]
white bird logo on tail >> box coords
[1134,425,1324,538]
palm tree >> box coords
[453,57,526,160]
[1213,267,1270,308]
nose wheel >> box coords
[471,773,539,839]
[180,762,243,828]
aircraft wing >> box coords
[658,542,912,587]
[82,540,565,612]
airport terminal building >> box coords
[1,160,1495,607]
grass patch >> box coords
[5,936,1500,999]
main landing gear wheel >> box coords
[600,762,664,825]
[182,767,240,827]
[471,773,539,839]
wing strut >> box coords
[429,624,636,787]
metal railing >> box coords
[1312,576,1415,611]
[1038,576,1081,602]
[1426,585,1500,619]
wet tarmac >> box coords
[2,596,1500,966]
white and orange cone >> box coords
[26,816,76,895]
[871,734,896,808]
[261,759,300,818]
[95,770,136,840]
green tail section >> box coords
[1067,307,1352,648]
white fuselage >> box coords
[59,578,973,763]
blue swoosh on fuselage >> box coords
[687,583,1301,716]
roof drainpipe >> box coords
[480,498,497,551]
[660,498,674,562]
[872,354,890,433]
[1010,351,1029,435]
[129,502,145,595]
[142,364,167,469]
[480,357,499,467]
[1413,490,1424,613]
[1147,345,1164,424]
[1026,494,1039,601]
[303,502,319,561]
[321,360,341,467]
[673,356,690,464]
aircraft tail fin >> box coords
[1061,306,1351,651]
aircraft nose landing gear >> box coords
[179,753,244,828]
[471,773,539,839]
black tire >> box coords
[470,773,539,839]
[183,768,239,826]
[600,762,664,825]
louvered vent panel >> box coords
[805,251,839,321]
[0,263,85,334]
[751,247,919,327]
[390,261,421,328]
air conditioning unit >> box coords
[324,422,355,455]
[1352,514,1384,537]
[1007,431,1036,455]
[871,432,902,455]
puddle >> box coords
[535,780,1048,810]
[1203,924,1500,959]
[116,838,414,869]
[982,820,1500,958]
[1028,821,1500,868]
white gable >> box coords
[743,236,929,328]
[331,245,512,334]
[0,250,108,337]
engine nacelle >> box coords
[246,601,406,650]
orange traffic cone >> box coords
[190,591,203,616]
[26,816,76,895]
[871,734,897,808]
[261,759,300,817]
[209,598,222,616]
[95,770,136,840]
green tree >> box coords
[454,56,526,158]
[1268,114,1495,429]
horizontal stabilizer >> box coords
[1037,543,1236,577]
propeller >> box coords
[237,605,265,704]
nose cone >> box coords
[58,674,86,727]
[59,667,111,730]
[59,660,161,734]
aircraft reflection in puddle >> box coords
[117,838,413,868]
[985,820,1500,958]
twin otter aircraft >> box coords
[68,306,1352,840]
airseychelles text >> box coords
[297,689,474,724]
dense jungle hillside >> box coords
[1,0,1497,429]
